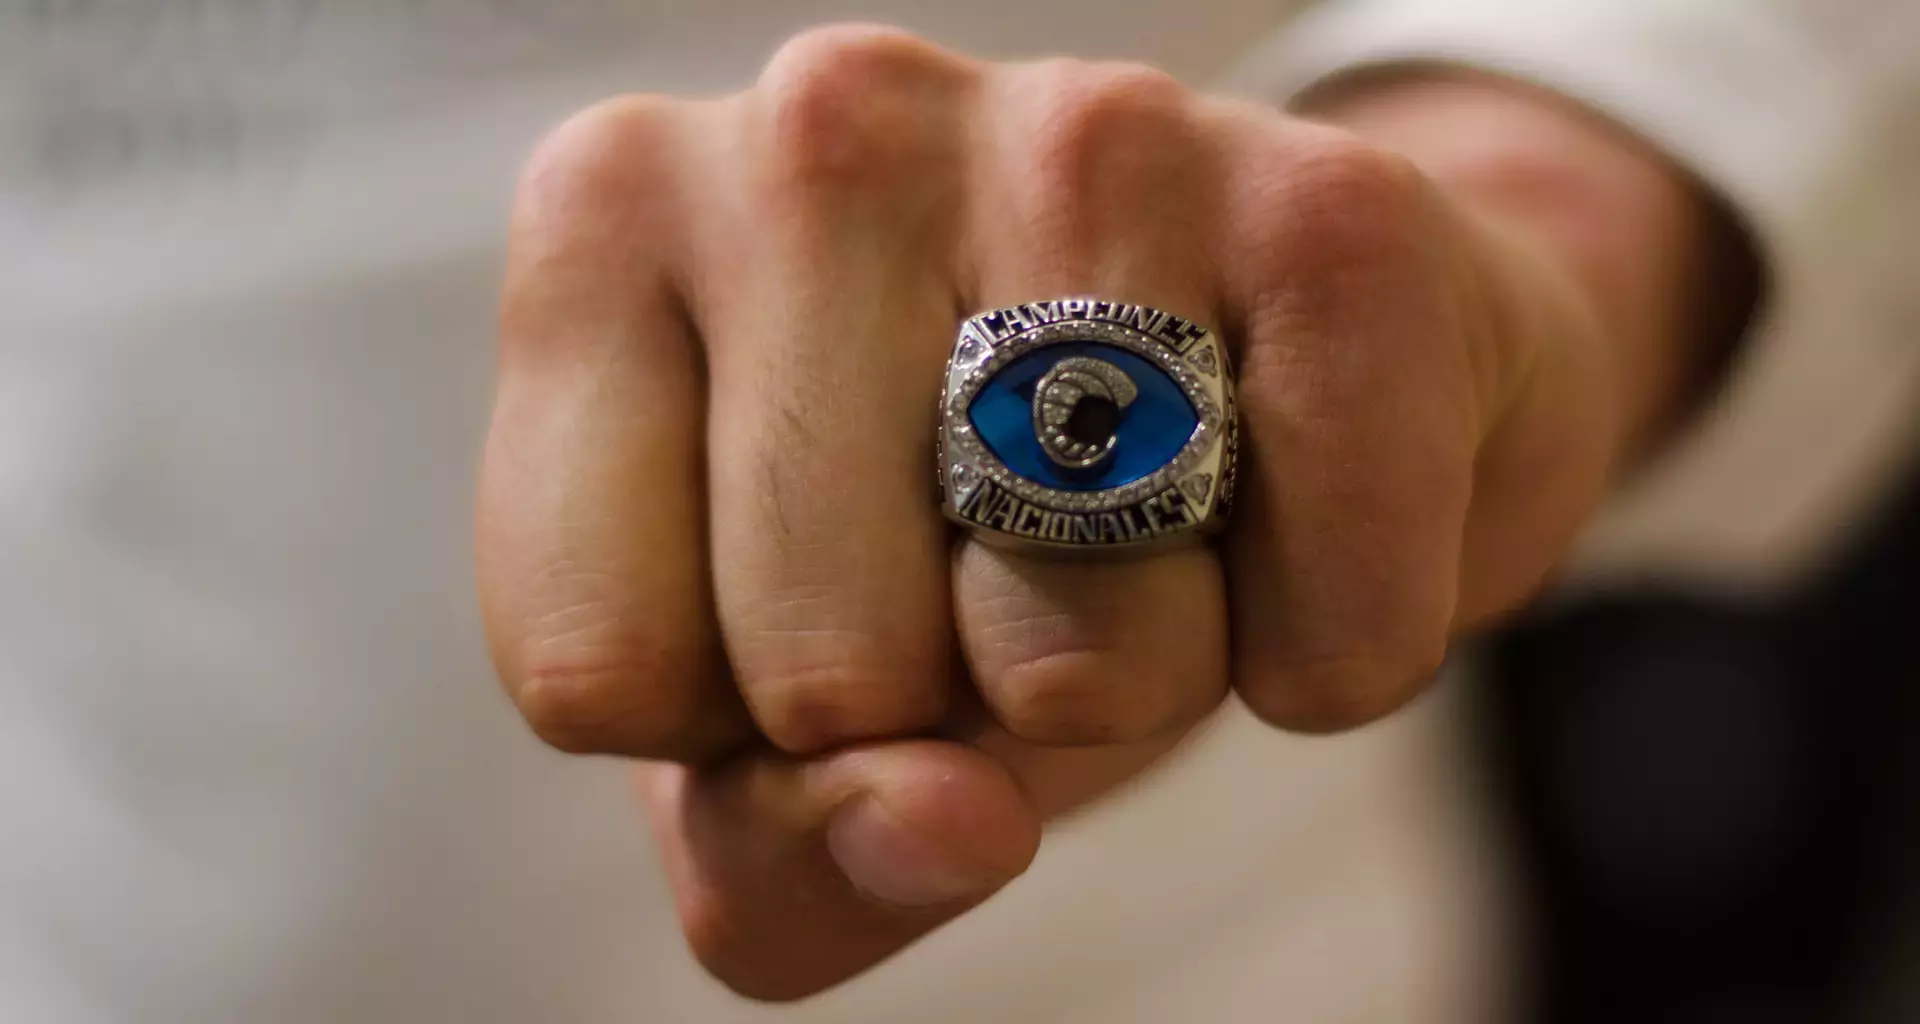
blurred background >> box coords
[3,3,1915,1023]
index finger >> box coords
[479,96,750,762]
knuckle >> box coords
[988,648,1188,746]
[757,24,960,183]
[511,652,685,755]
[1239,643,1447,735]
[515,94,682,230]
[501,95,690,364]
[1274,130,1430,260]
[765,22,937,80]
[1039,60,1190,139]
[746,655,946,754]
[1026,60,1194,191]
[499,584,713,756]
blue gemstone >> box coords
[968,343,1198,492]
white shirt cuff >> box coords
[1225,0,1920,591]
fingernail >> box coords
[826,797,1002,908]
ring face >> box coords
[940,298,1237,551]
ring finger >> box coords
[949,61,1232,746]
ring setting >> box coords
[939,297,1237,551]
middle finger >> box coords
[696,28,977,754]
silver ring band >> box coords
[938,297,1237,552]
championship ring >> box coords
[939,298,1237,552]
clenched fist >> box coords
[478,25,1729,1000]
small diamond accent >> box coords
[956,338,984,363]
[1189,346,1219,376]
[1182,474,1214,503]
[950,463,979,493]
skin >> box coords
[477,26,1740,1002]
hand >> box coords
[478,26,1729,999]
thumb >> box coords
[641,740,1040,1001]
